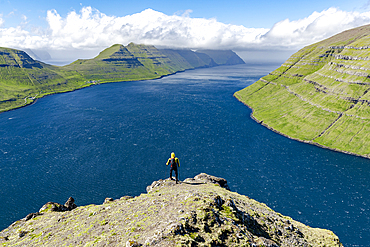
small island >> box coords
[0,173,342,246]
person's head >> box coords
[171,152,175,158]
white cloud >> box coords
[261,7,370,48]
[1,6,370,62]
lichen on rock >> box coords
[0,173,342,246]
[39,197,77,213]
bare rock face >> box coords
[146,173,231,194]
[64,197,77,210]
[192,173,230,190]
[146,178,168,193]
[0,174,342,247]
[23,212,41,221]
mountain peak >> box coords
[0,47,42,69]
[95,44,134,60]
[0,43,245,113]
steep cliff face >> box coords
[63,43,164,82]
[0,174,342,247]
[197,49,245,66]
[0,44,245,113]
[235,24,370,158]
[0,48,42,69]
[0,47,84,112]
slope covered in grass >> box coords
[0,47,86,112]
[0,44,244,113]
[235,24,370,157]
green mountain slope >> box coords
[0,47,86,112]
[235,24,370,158]
[161,49,217,69]
[0,174,342,246]
[197,49,245,65]
[0,44,244,113]
[63,43,163,82]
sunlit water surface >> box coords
[0,64,369,246]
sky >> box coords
[1,0,370,64]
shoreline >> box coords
[0,64,231,115]
[233,92,370,161]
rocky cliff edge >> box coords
[0,173,342,246]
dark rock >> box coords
[169,222,184,235]
[18,231,27,238]
[39,202,66,213]
[225,198,238,211]
[126,239,140,247]
[39,197,77,213]
[120,196,133,200]
[213,195,224,208]
[24,212,42,221]
[64,197,77,210]
[0,236,9,241]
[104,198,114,204]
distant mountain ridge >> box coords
[0,43,244,113]
[235,24,370,158]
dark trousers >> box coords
[170,166,178,181]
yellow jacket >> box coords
[166,153,180,167]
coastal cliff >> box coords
[235,24,370,158]
[0,173,342,246]
[0,44,244,113]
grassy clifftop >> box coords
[235,24,370,158]
[0,44,244,113]
[0,173,342,246]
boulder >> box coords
[104,198,114,204]
[39,197,77,213]
[126,239,140,247]
[64,197,77,210]
[24,212,42,221]
[193,173,230,190]
[146,179,166,193]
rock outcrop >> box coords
[0,174,342,246]
[38,197,77,213]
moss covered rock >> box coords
[0,174,342,246]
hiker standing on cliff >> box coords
[166,152,180,183]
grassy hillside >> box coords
[197,49,245,65]
[235,24,370,158]
[0,44,244,113]
[63,44,165,82]
[0,174,342,246]
[0,47,86,112]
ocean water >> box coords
[0,64,369,246]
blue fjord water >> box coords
[0,64,369,246]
